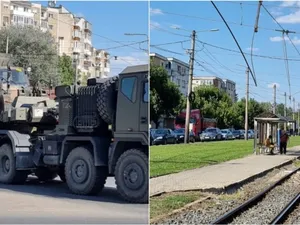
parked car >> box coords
[173,128,196,143]
[200,127,223,141]
[150,129,156,146]
[221,129,235,140]
[247,130,255,139]
[152,128,177,145]
[232,130,244,139]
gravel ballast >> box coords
[153,164,300,224]
[229,172,300,224]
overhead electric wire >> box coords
[210,0,257,86]
[150,24,189,37]
[150,40,190,47]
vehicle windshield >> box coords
[233,131,239,134]
[174,129,185,133]
[155,129,168,135]
[0,69,28,85]
[206,128,216,133]
[221,130,227,133]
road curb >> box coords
[150,155,300,197]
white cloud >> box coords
[270,8,284,16]
[270,36,300,45]
[276,10,300,24]
[150,21,160,30]
[110,52,148,75]
[150,8,163,15]
[279,0,300,7]
[268,83,280,89]
[246,47,259,52]
[170,24,181,29]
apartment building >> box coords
[150,52,189,95]
[193,76,237,102]
[0,0,110,79]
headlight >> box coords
[156,136,162,140]
[180,135,184,138]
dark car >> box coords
[173,128,196,143]
[199,127,222,141]
[232,130,244,139]
[152,128,177,145]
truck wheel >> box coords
[96,77,118,124]
[115,149,148,203]
[65,147,107,195]
[0,143,28,184]
[35,168,57,182]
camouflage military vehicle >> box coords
[0,64,149,203]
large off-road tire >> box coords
[115,149,148,203]
[96,77,118,124]
[0,143,28,184]
[65,147,108,195]
[35,168,57,182]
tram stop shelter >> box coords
[253,112,290,154]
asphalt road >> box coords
[0,176,148,224]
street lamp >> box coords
[171,26,219,33]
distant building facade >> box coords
[150,52,189,95]
[192,76,237,102]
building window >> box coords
[49,13,53,18]
[49,25,53,30]
[13,5,18,10]
[3,16,9,26]
[4,5,9,9]
[41,12,45,17]
[24,7,29,12]
[177,65,181,72]
[121,77,137,102]
[177,79,180,86]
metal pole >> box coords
[284,92,287,130]
[254,1,263,33]
[245,67,249,140]
[293,97,295,135]
[273,84,276,114]
[184,30,196,144]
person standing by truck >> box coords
[280,130,289,155]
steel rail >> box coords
[211,168,300,224]
[270,192,300,224]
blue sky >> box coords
[35,1,149,75]
[150,1,300,108]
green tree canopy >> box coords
[0,26,59,86]
[59,54,74,86]
[150,64,183,126]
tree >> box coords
[0,26,59,86]
[58,54,74,85]
[150,64,183,127]
[191,85,235,128]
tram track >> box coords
[212,168,300,224]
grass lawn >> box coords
[150,136,300,178]
[150,191,203,220]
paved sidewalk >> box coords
[150,146,300,197]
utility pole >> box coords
[298,103,300,135]
[245,67,249,140]
[6,36,9,54]
[293,97,296,135]
[284,92,287,130]
[273,84,276,114]
[184,30,196,144]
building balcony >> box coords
[84,38,92,45]
[83,60,92,68]
[84,49,92,56]
[84,21,92,32]
[73,47,81,54]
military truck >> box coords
[0,64,149,203]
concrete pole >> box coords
[184,30,196,144]
[6,36,9,54]
[284,92,287,131]
[245,67,249,140]
[273,84,276,114]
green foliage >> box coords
[58,54,74,85]
[0,26,59,86]
[150,64,183,126]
